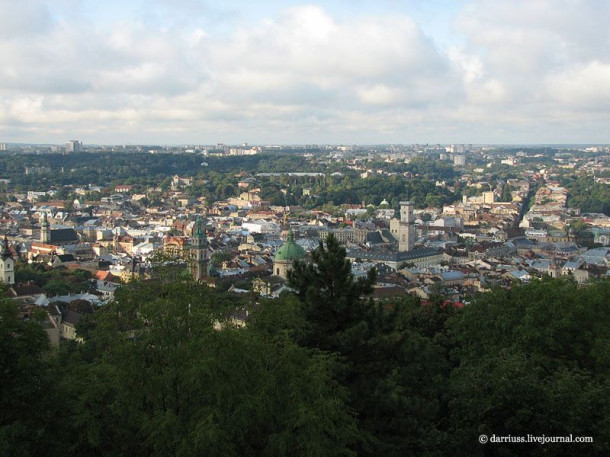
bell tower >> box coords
[41,213,50,243]
[398,201,415,252]
[190,216,209,281]
[0,235,15,285]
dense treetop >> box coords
[2,235,609,456]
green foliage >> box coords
[564,175,610,215]
[35,278,357,457]
[500,182,513,202]
[0,300,52,457]
[448,278,610,456]
[14,263,46,286]
[0,151,460,211]
[4,260,610,456]
[43,279,72,296]
[248,295,309,342]
[15,264,92,295]
[0,152,205,190]
[288,234,377,351]
[287,235,447,456]
[366,156,457,181]
[306,176,455,209]
[210,250,232,267]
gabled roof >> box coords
[509,270,530,279]
[56,254,76,262]
[95,270,118,281]
[9,283,46,297]
[440,271,466,281]
[347,248,441,263]
[62,309,84,326]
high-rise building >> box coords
[453,154,466,166]
[65,140,82,153]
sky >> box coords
[1,0,609,145]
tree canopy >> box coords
[3,257,609,456]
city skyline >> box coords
[1,0,609,145]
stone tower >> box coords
[190,216,209,281]
[0,235,15,285]
[41,213,50,243]
[398,201,415,252]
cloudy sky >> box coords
[1,0,609,145]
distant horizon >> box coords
[2,142,609,149]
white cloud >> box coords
[0,1,53,39]
[454,0,610,103]
[0,0,609,143]
[547,61,610,108]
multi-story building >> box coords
[65,140,82,153]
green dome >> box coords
[275,231,306,261]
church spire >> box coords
[1,235,12,260]
[192,216,208,249]
[41,212,50,243]
[286,229,295,242]
[0,234,15,285]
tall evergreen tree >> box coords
[500,183,513,202]
[288,235,447,457]
[288,234,377,352]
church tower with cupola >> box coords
[273,230,306,279]
[41,213,50,243]
[0,235,15,285]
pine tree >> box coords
[287,234,377,352]
[501,183,512,202]
[288,234,447,457]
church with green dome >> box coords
[273,230,306,278]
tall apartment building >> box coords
[65,140,82,153]
[453,154,466,166]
